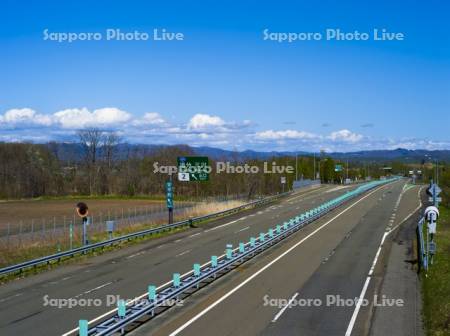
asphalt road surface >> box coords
[129,179,423,336]
[0,184,360,336]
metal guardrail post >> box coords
[79,320,88,336]
[226,244,233,260]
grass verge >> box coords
[421,205,450,336]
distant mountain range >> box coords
[45,142,450,163]
[192,146,450,163]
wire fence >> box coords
[0,194,251,248]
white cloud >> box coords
[141,112,165,125]
[1,108,53,126]
[188,114,225,130]
[328,129,363,143]
[255,129,318,140]
[53,107,131,129]
[1,107,448,151]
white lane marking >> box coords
[388,186,424,234]
[325,185,352,193]
[189,232,201,238]
[70,282,113,300]
[285,186,327,202]
[235,226,250,233]
[62,237,243,335]
[0,292,23,303]
[126,251,144,259]
[175,239,183,243]
[204,220,238,232]
[63,182,390,336]
[167,185,387,336]
[84,282,113,295]
[346,276,371,335]
[176,250,191,257]
[345,182,421,336]
[345,231,388,336]
[157,244,165,249]
[271,292,299,323]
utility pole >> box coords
[313,152,316,180]
[346,159,349,180]
[295,152,298,181]
[318,161,321,182]
[436,159,439,185]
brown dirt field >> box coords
[0,199,168,228]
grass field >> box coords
[0,199,246,268]
[0,198,168,229]
[421,205,450,336]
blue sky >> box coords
[0,0,449,152]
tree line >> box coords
[0,129,439,200]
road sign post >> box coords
[166,179,174,224]
[427,182,442,207]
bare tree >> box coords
[100,131,122,194]
[102,132,121,170]
[78,128,103,195]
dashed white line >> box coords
[0,292,23,303]
[71,282,113,300]
[235,226,250,233]
[204,220,238,232]
[84,282,113,295]
[176,250,191,257]
[345,181,420,336]
[126,252,144,259]
[271,292,299,322]
[345,231,388,336]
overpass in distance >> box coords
[0,179,424,336]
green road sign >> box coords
[335,164,343,172]
[177,156,210,181]
[166,181,173,208]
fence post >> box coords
[19,220,23,245]
[7,223,10,246]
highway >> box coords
[0,184,360,336]
[128,179,423,336]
